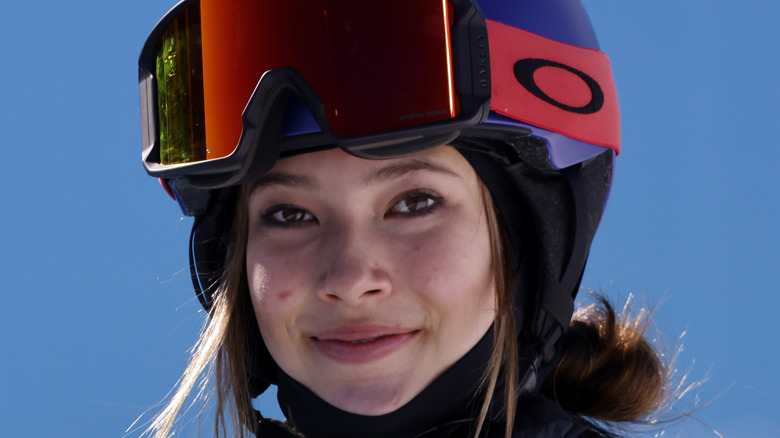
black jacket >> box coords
[255,331,603,438]
[255,395,603,438]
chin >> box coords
[334,398,406,416]
[324,381,417,416]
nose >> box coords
[315,223,392,305]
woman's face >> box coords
[246,146,496,415]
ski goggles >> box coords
[139,0,620,190]
[139,0,491,188]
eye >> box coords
[388,191,442,217]
[261,204,317,227]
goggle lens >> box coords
[155,2,206,165]
[150,0,460,166]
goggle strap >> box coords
[487,19,620,153]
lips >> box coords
[311,326,418,365]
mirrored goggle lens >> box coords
[150,0,460,166]
[154,3,205,165]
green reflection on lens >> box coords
[156,3,206,165]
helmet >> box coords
[139,0,618,397]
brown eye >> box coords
[262,205,316,227]
[390,192,441,217]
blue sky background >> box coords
[1,1,778,436]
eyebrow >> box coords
[248,173,316,193]
[363,159,460,186]
[248,158,460,193]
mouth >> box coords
[340,336,385,345]
[310,328,419,364]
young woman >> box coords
[138,0,667,436]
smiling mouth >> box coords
[310,331,418,364]
[344,336,384,345]
[312,334,396,344]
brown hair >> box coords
[138,189,254,438]
[474,184,669,437]
[542,296,667,430]
[475,181,518,438]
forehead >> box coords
[253,145,478,190]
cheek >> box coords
[246,246,314,367]
[398,220,494,310]
[248,245,302,302]
[246,246,308,336]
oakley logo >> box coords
[513,58,604,115]
[400,109,450,122]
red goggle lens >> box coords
[152,0,459,165]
